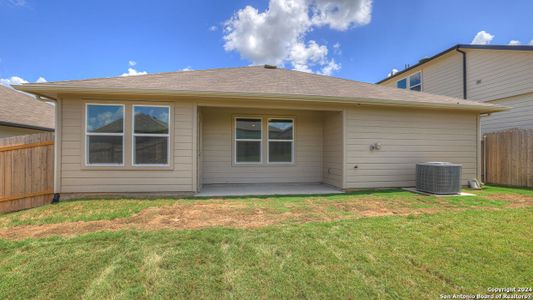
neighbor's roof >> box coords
[14,66,506,113]
[377,44,533,84]
[0,85,54,131]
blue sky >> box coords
[0,0,532,85]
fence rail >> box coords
[0,132,54,213]
[483,129,533,188]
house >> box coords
[14,66,504,197]
[377,44,533,134]
[0,85,54,138]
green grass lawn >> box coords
[0,186,532,299]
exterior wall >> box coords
[379,51,464,99]
[466,49,533,101]
[0,125,47,138]
[59,96,195,193]
[201,107,323,184]
[322,111,343,188]
[344,107,478,188]
[481,93,533,133]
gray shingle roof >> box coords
[0,85,54,130]
[16,66,504,112]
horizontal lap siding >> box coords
[323,111,343,188]
[467,50,533,101]
[380,52,463,99]
[201,108,323,184]
[60,98,194,193]
[344,107,478,188]
[481,93,533,133]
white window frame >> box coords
[234,117,263,165]
[409,72,422,91]
[267,118,295,164]
[132,104,171,167]
[85,103,125,167]
[396,78,407,89]
[396,71,422,91]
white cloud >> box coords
[128,60,137,67]
[209,25,218,32]
[508,40,521,45]
[223,0,372,75]
[4,0,27,6]
[387,68,399,77]
[471,30,494,45]
[36,76,47,83]
[332,42,341,55]
[530,40,533,45]
[318,59,340,75]
[0,76,28,86]
[181,67,193,71]
[310,0,372,31]
[121,67,147,77]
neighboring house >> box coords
[15,66,503,196]
[377,44,533,134]
[0,85,55,138]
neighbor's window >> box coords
[409,72,421,91]
[86,104,124,165]
[133,105,170,166]
[268,119,294,163]
[235,118,262,163]
[396,78,407,89]
[396,72,422,91]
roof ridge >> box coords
[31,65,264,85]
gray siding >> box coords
[481,93,533,133]
[60,97,195,193]
[201,107,323,184]
[344,107,478,188]
[323,111,343,188]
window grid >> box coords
[234,117,262,164]
[85,103,125,167]
[267,118,294,164]
[132,105,171,167]
[396,72,422,92]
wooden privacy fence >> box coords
[0,132,54,213]
[484,129,533,188]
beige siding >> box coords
[322,111,343,188]
[60,97,195,193]
[201,107,323,184]
[0,126,47,138]
[344,107,478,188]
[379,52,463,99]
[481,93,533,133]
[467,49,533,101]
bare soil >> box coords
[0,194,531,240]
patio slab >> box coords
[196,183,343,197]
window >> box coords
[268,119,294,163]
[235,118,262,163]
[396,72,422,91]
[396,78,407,89]
[409,72,421,91]
[86,104,124,165]
[133,105,170,166]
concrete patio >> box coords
[195,183,344,197]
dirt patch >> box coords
[486,194,533,207]
[1,195,531,240]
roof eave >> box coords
[377,44,533,84]
[0,120,54,131]
[14,84,506,113]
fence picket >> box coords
[0,132,54,213]
[484,129,533,188]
